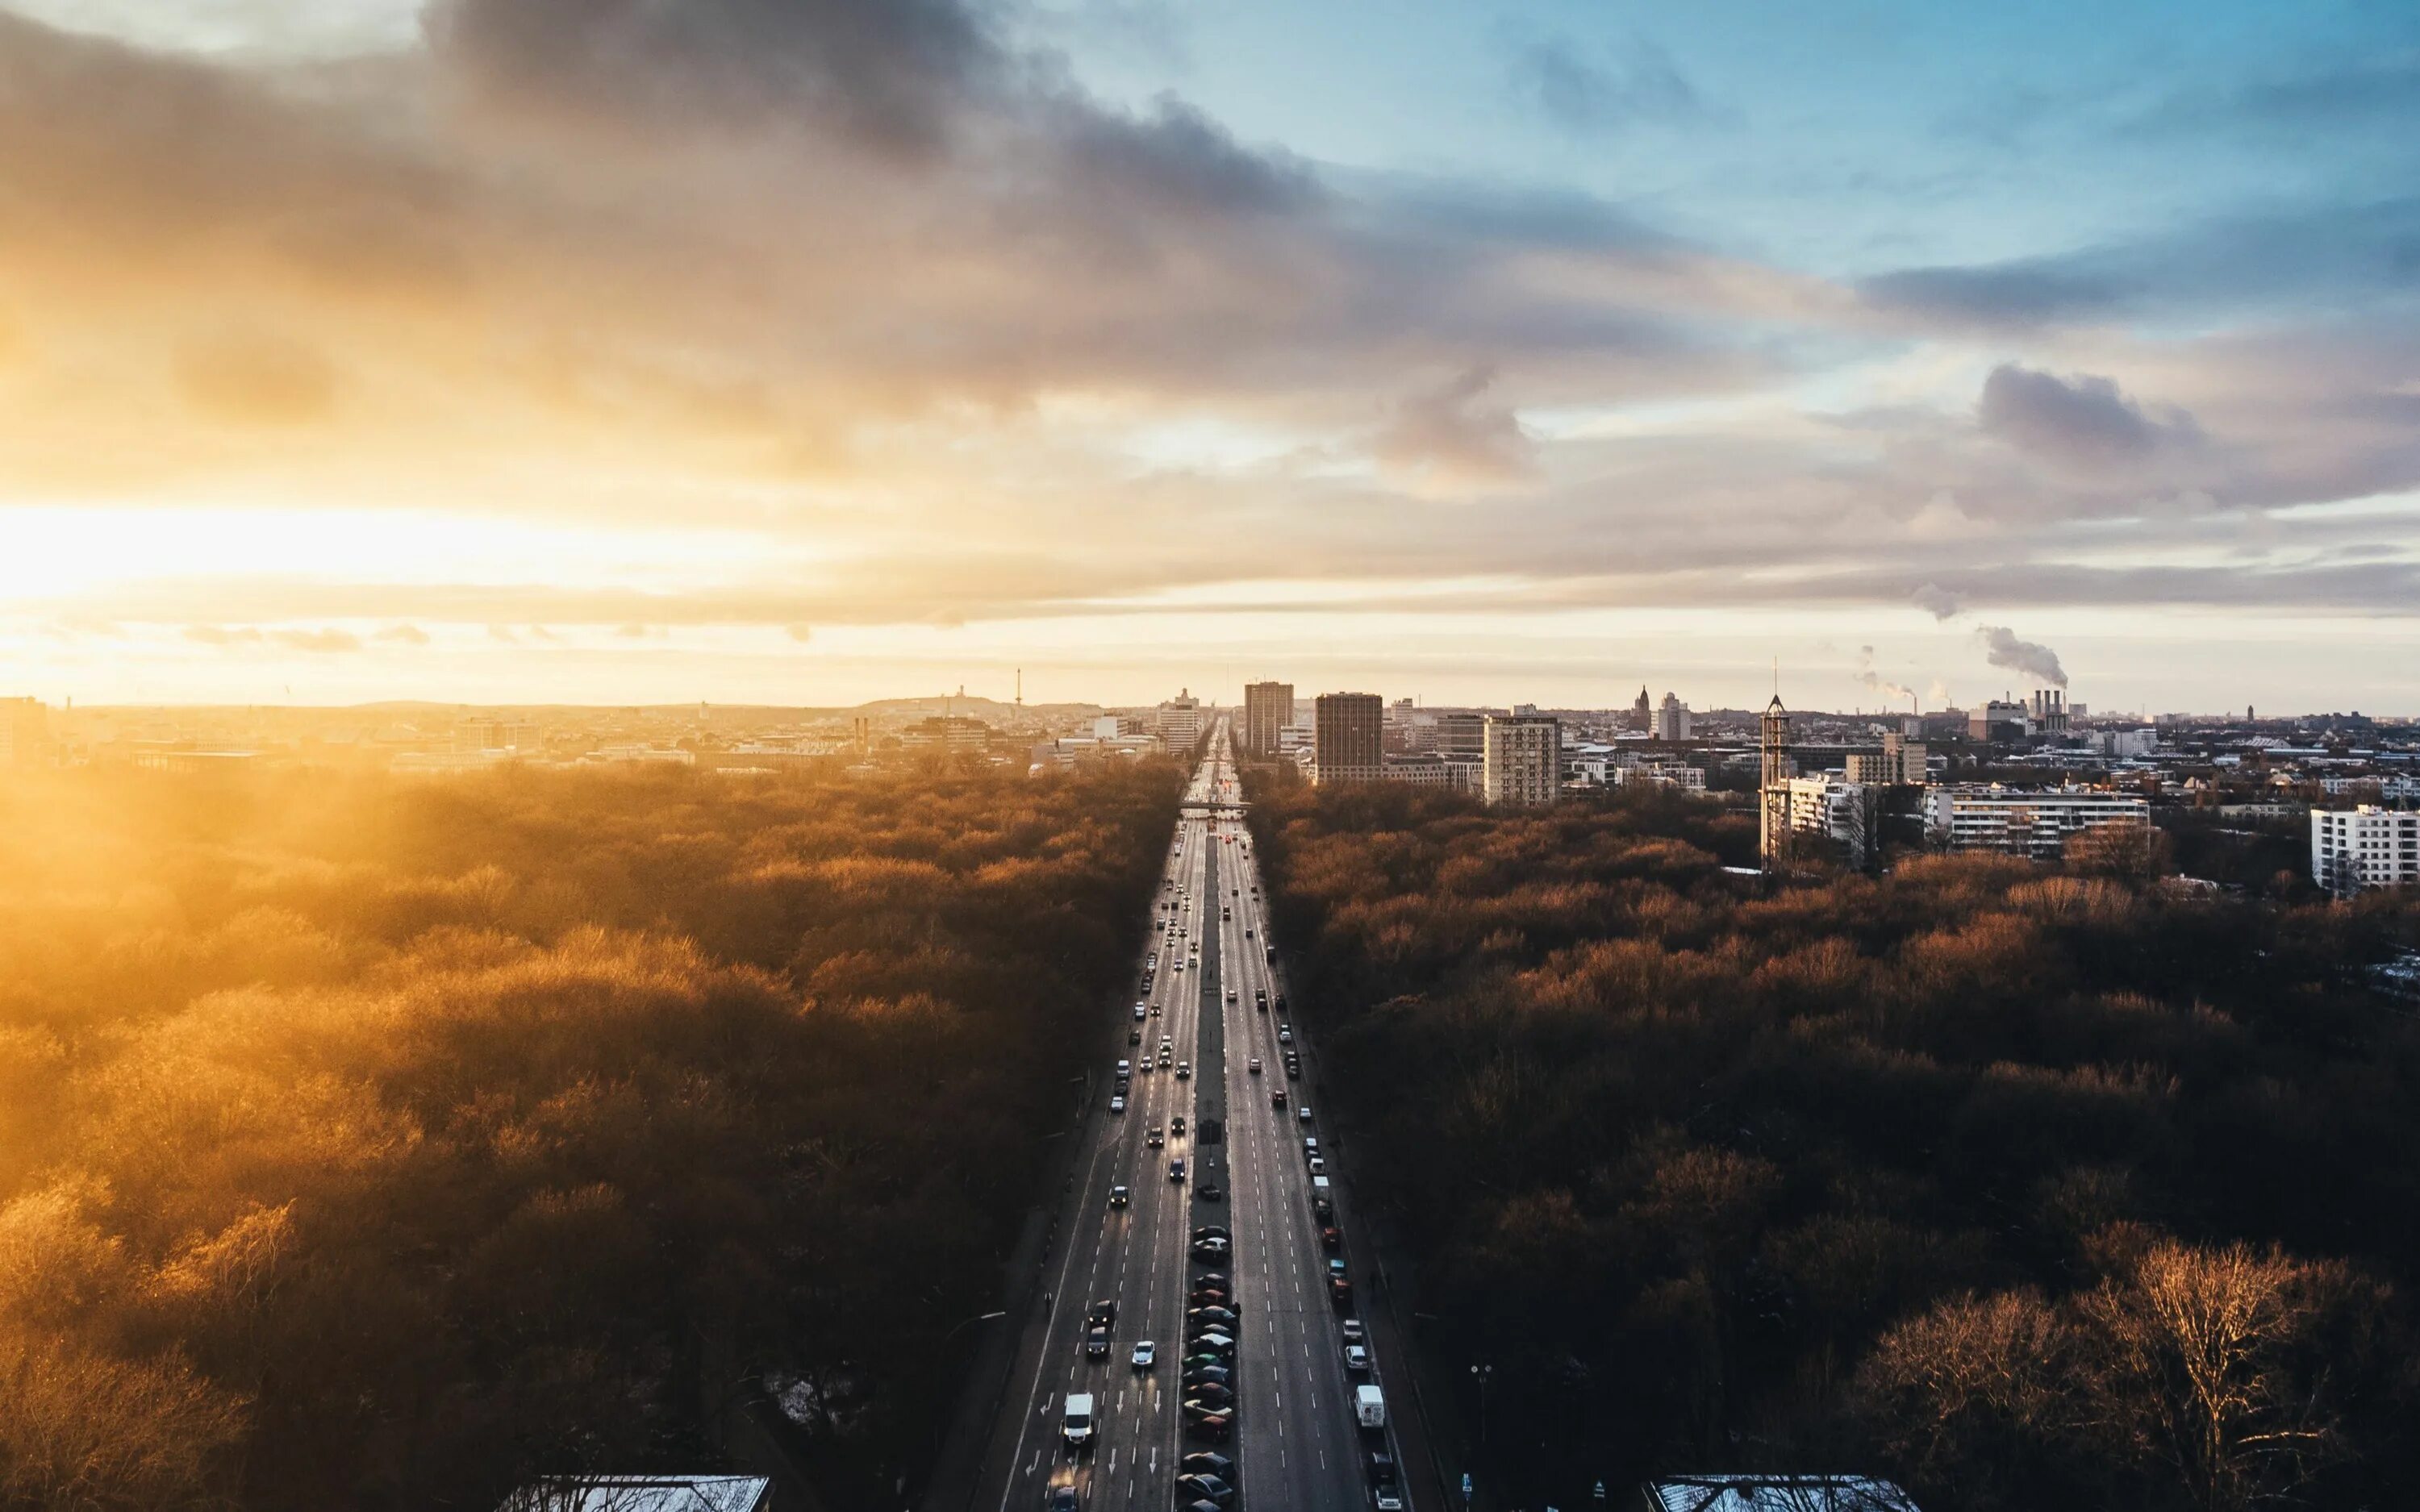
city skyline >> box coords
[5,1,2418,710]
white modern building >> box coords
[1845,733,1926,786]
[2312,806,2420,896]
[1924,785,2151,858]
[1784,775,1881,868]
[1482,713,1562,807]
[1613,762,1706,792]
[1655,692,1692,742]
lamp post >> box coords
[1471,1363,1495,1447]
[942,1310,1008,1344]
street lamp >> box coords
[1471,1363,1494,1447]
[941,1310,1008,1344]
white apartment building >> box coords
[1613,762,1706,792]
[1845,734,1926,785]
[1924,785,2151,858]
[1784,775,1880,868]
[1482,714,1561,807]
[2312,806,2420,895]
[1380,753,1477,790]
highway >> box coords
[967,720,1414,1512]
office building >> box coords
[2313,806,2420,896]
[1482,713,1561,807]
[1656,692,1692,742]
[1846,733,1926,785]
[1242,681,1295,757]
[1157,689,1203,748]
[1312,693,1383,785]
[1924,785,2151,858]
[0,698,48,766]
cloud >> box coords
[1911,583,1964,621]
[1372,366,1536,489]
[1505,33,1708,138]
[373,623,431,644]
[786,623,814,643]
[1977,363,2198,469]
[1975,624,2066,688]
[271,627,364,652]
[173,330,339,425]
[184,624,264,645]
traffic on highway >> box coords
[971,721,1417,1512]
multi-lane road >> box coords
[967,721,1415,1512]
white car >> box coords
[1344,1343,1370,1372]
[1110,1096,1126,1114]
[1132,1340,1157,1369]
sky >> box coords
[2,0,2417,714]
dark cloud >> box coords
[1911,583,1964,621]
[1372,366,1536,489]
[1975,624,2067,688]
[1505,33,1708,138]
[425,0,1001,159]
[1977,364,2197,469]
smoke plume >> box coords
[1855,644,1918,705]
[1975,625,2067,687]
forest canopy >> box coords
[1245,777,2420,1512]
[0,758,1180,1510]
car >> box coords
[1189,1292,1230,1311]
[1327,1258,1348,1281]
[1085,1326,1109,1357]
[1160,1051,1174,1067]
[1265,947,1276,961]
[1187,1306,1237,1327]
[1110,1096,1125,1114]
[1299,1106,1315,1124]
[1173,1475,1233,1507]
[1344,1343,1371,1372]
[1171,1115,1186,1136]
[1183,1410,1232,1442]
[1366,1449,1400,1486]
[1271,1089,1287,1108]
[1132,1339,1156,1369]
[1285,1061,1300,1080]
[1187,1382,1235,1408]
[1341,1318,1366,1343]
[1129,1030,1142,1046]
[1196,1181,1224,1202]
[1179,1452,1235,1478]
[1134,1005,1147,1020]
[1275,995,1288,1012]
[1182,1352,1227,1372]
[1088,1299,1118,1327]
[1278,1028,1294,1044]
[1224,987,1236,1002]
[1247,1058,1262,1075]
[1108,1185,1129,1209]
[1175,1061,1191,1080]
[1170,1159,1186,1182]
[1308,1156,1326,1176]
[1047,1487,1079,1512]
[1373,1489,1406,1512]
[1304,1136,1320,1158]
[1321,1225,1341,1250]
[1162,1035,1175,1049]
[1148,1127,1165,1148]
[1182,1365,1231,1387]
[1187,1327,1235,1348]
[1330,1277,1354,1306]
[1191,1225,1230,1240]
[1243,928,1254,938]
[1152,1003,1162,1015]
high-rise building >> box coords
[1784,775,1881,869]
[0,698,49,766]
[1482,714,1561,807]
[1759,695,1792,866]
[1158,689,1203,748]
[1846,732,1926,785]
[1970,699,2029,740]
[1243,681,1294,757]
[1655,692,1692,742]
[1631,686,1653,733]
[2312,806,2420,896]
[1312,693,1383,785]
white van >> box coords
[1063,1392,1096,1452]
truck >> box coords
[1063,1392,1096,1452]
[1354,1384,1387,1431]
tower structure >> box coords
[1759,694,1792,868]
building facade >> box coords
[2312,806,2420,895]
[1784,775,1882,868]
[1924,785,2151,858]
[1312,693,1383,785]
[1157,689,1203,748]
[1482,713,1561,807]
[1846,733,1926,785]
[1969,699,2029,741]
[1655,692,1692,742]
[1242,681,1295,757]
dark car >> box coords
[1182,1351,1228,1371]
[1048,1487,1079,1512]
[1195,1181,1225,1202]
[1183,1410,1233,1441]
[1187,1382,1236,1409]
[1194,1270,1230,1287]
[1183,1365,1232,1388]
[1189,1238,1229,1260]
[1330,1277,1354,1306]
[1321,1225,1341,1249]
[1085,1327,1109,1358]
[1187,1331,1235,1356]
[1187,1306,1237,1327]
[1180,1452,1235,1478]
[1191,1226,1230,1241]
[1271,1089,1288,1108]
[1366,1450,1400,1486]
[1174,1474,1235,1506]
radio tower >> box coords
[1759,664,1792,870]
